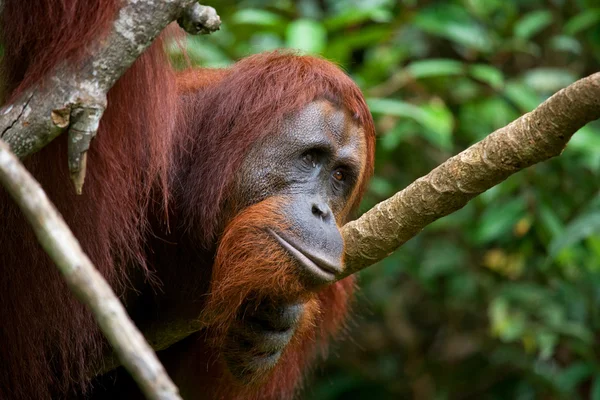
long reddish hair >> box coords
[0,1,176,397]
[175,51,375,246]
[166,52,374,399]
[0,2,374,397]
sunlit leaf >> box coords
[550,35,583,55]
[564,125,600,170]
[414,4,494,52]
[536,331,558,360]
[231,9,286,28]
[523,68,577,93]
[286,19,327,53]
[324,8,393,31]
[504,82,541,111]
[564,9,600,35]
[489,297,526,342]
[514,10,553,40]
[368,98,421,118]
[548,213,600,260]
[473,198,527,245]
[468,64,504,89]
[406,59,464,79]
[418,102,454,150]
[368,98,453,150]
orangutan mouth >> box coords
[267,229,342,284]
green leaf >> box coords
[418,102,454,150]
[248,33,285,53]
[468,64,504,89]
[231,9,285,28]
[565,125,600,170]
[591,376,600,400]
[548,213,600,260]
[550,35,583,55]
[405,59,464,79]
[564,9,600,35]
[557,362,593,393]
[380,120,417,151]
[523,68,577,93]
[473,198,527,245]
[536,331,558,360]
[325,26,391,63]
[367,98,453,150]
[504,82,541,111]
[369,176,395,198]
[286,19,327,54]
[420,241,466,280]
[178,37,233,67]
[324,8,393,31]
[514,10,553,40]
[413,4,494,52]
[538,204,564,239]
[489,297,526,342]
[459,97,517,141]
[368,98,421,118]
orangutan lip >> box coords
[268,229,341,282]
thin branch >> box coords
[0,0,220,193]
[341,72,600,278]
[0,139,182,400]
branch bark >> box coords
[341,72,600,278]
[0,139,181,400]
[0,0,219,193]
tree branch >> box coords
[0,0,220,193]
[0,139,182,400]
[341,72,600,278]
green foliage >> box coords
[187,0,600,398]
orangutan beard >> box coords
[200,197,320,348]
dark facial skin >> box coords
[225,100,367,381]
[236,100,366,284]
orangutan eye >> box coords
[332,169,345,181]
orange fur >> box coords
[176,68,230,93]
[205,197,314,334]
[180,195,357,399]
[1,6,372,396]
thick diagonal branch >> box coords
[341,72,600,277]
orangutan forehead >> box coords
[282,100,365,160]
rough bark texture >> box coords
[341,72,600,277]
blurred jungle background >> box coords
[175,0,600,398]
